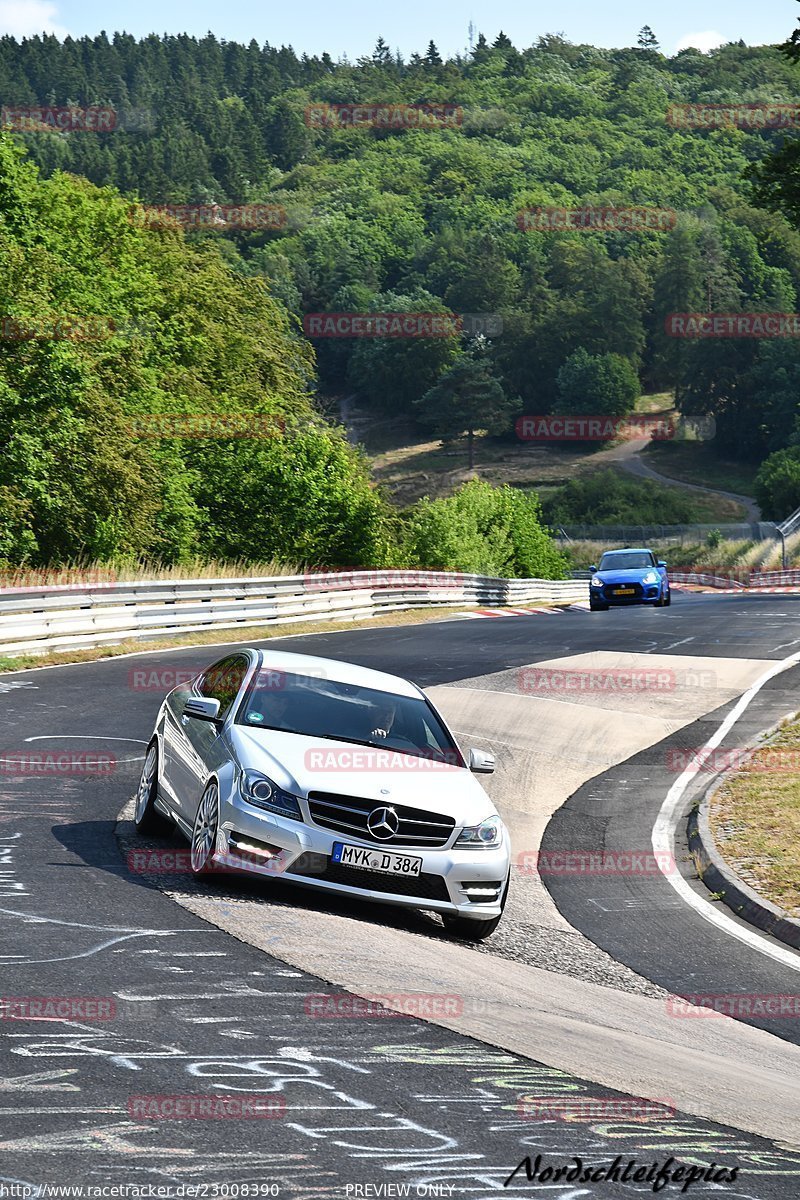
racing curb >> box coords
[687,769,800,953]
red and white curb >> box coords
[464,603,590,618]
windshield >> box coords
[237,669,463,764]
[599,552,654,571]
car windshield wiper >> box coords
[314,733,389,749]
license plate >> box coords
[332,842,422,877]
[614,587,635,594]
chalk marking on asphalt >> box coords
[0,905,211,934]
[661,637,696,652]
[770,637,800,653]
[653,648,800,972]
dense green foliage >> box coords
[556,349,640,417]
[754,447,800,518]
[5,32,800,443]
[403,480,569,577]
[543,471,698,525]
[0,136,392,567]
[7,28,800,566]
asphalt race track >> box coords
[2,590,800,1197]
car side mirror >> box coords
[469,748,495,774]
[588,564,597,572]
[657,561,667,569]
[184,697,221,722]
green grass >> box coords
[709,715,800,917]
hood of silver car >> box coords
[230,726,497,821]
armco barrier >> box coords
[670,571,747,590]
[0,571,586,657]
[671,568,800,589]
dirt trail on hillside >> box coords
[591,435,761,522]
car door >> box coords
[161,677,197,808]
[171,654,250,821]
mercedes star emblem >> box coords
[366,806,399,840]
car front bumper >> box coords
[592,582,663,605]
[215,793,510,921]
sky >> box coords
[0,0,795,60]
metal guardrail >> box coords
[0,570,586,657]
[671,568,800,589]
[670,571,747,590]
[777,506,800,538]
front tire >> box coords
[134,740,172,835]
[590,601,609,612]
[442,873,510,942]
[191,781,221,876]
[664,587,671,606]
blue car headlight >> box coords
[239,769,303,821]
[590,575,603,588]
[455,815,503,849]
[642,570,658,584]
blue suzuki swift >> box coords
[588,548,670,611]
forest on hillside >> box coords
[4,28,800,566]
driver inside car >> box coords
[369,699,398,741]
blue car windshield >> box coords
[599,552,653,571]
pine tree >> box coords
[425,41,442,66]
[372,37,391,66]
[414,351,519,469]
[637,25,660,50]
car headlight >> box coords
[590,575,603,588]
[642,570,658,584]
[239,769,303,821]
[455,816,503,849]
